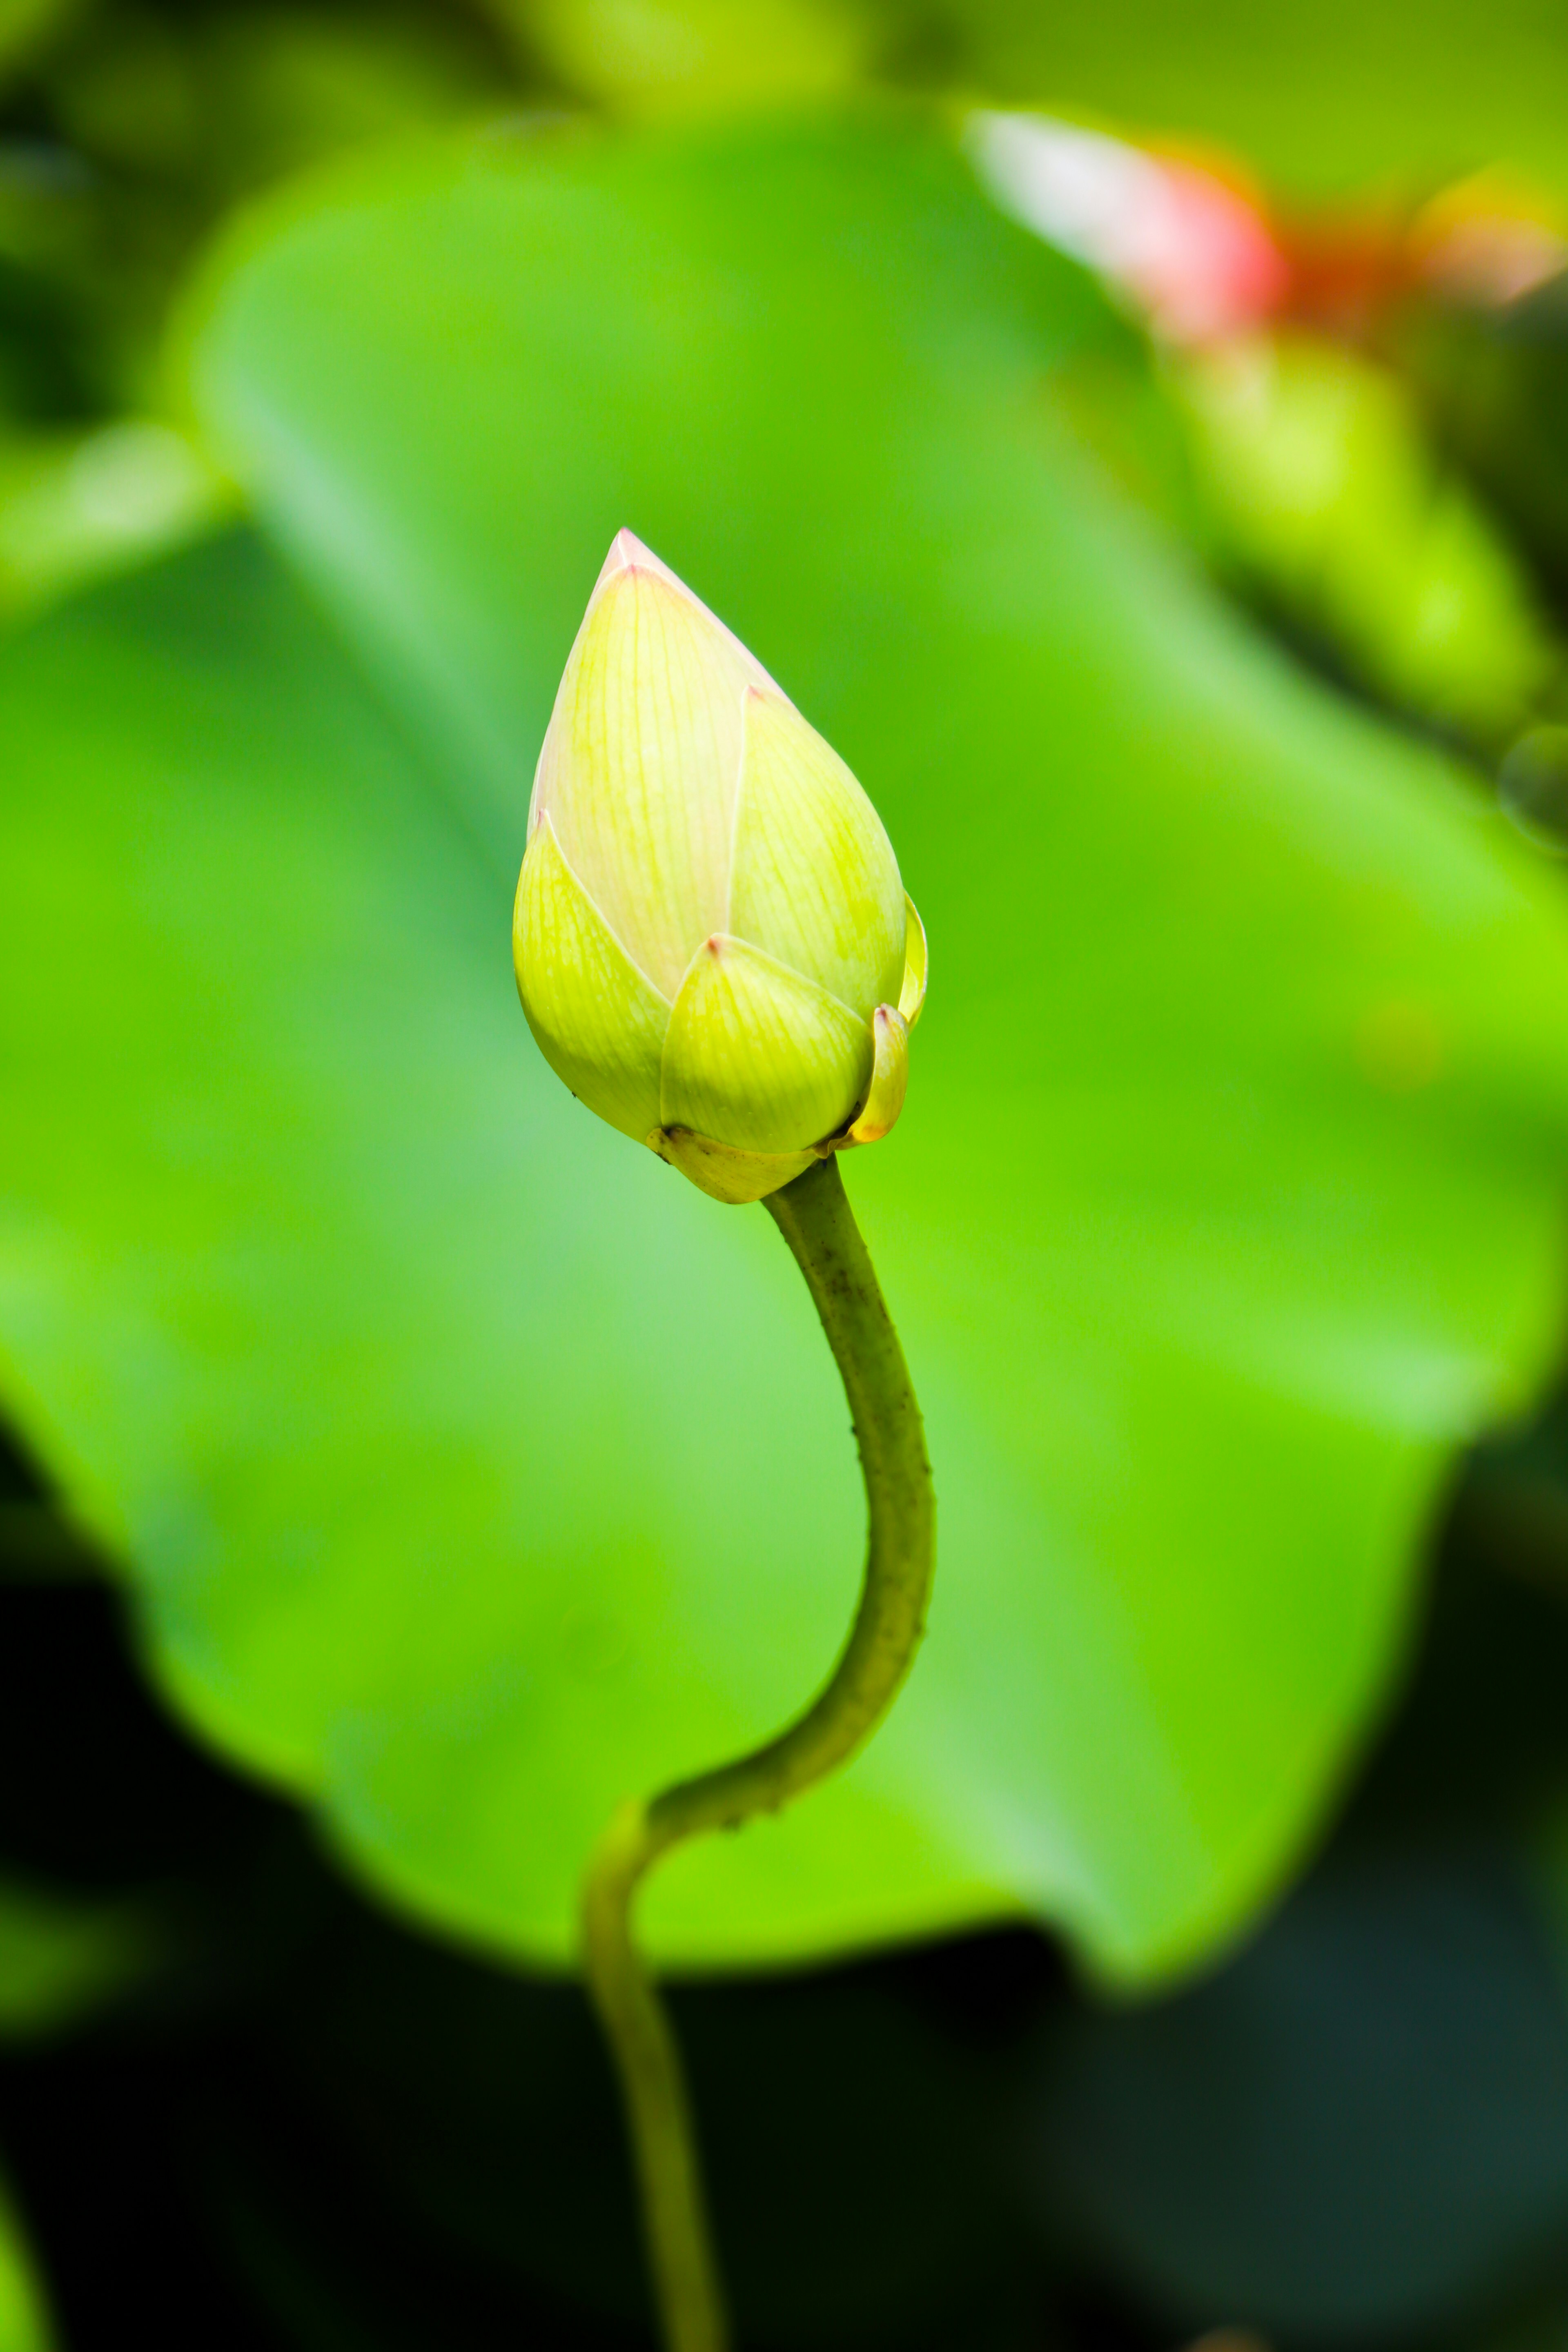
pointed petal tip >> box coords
[739,679,795,726]
[596,526,653,582]
[591,528,674,605]
[593,527,692,601]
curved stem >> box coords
[580,1153,936,2352]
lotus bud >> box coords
[513,531,927,1205]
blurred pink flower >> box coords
[970,112,1289,344]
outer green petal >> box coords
[513,815,669,1143]
[898,893,928,1027]
[533,546,768,997]
[660,932,873,1154]
[727,686,905,1019]
[654,1128,818,1205]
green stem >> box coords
[580,1153,936,2352]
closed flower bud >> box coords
[514,531,927,1204]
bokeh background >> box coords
[7,3,1568,2347]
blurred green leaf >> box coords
[0,0,69,94]
[0,1875,156,2040]
[0,416,230,616]
[0,131,196,417]
[913,0,1568,204]
[6,120,1568,1985]
[1174,331,1557,751]
[1028,1840,1568,2337]
[39,3,508,192]
[182,7,508,192]
[514,0,875,118]
[0,2175,52,2352]
[38,4,208,181]
[1399,274,1568,603]
[239,1899,1023,2345]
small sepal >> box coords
[846,1006,910,1145]
[651,1126,818,1205]
[898,895,928,1028]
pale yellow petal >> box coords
[847,1005,909,1145]
[528,527,770,833]
[592,530,782,698]
[653,1128,817,1205]
[726,688,906,1020]
[513,816,669,1143]
[588,539,780,701]
[529,537,784,998]
[660,932,873,1156]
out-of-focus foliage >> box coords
[895,0,1568,203]
[0,0,64,85]
[494,0,1568,200]
[1400,272,1568,602]
[1018,1489,1568,2344]
[5,3,1568,2347]
[1499,728,1568,857]
[4,118,1568,1985]
[0,2175,51,2352]
[0,1878,156,2041]
[0,416,227,613]
[0,0,518,612]
[1035,1842,1568,2336]
[8,1421,1568,2351]
[1175,332,1556,749]
[969,109,1568,756]
[520,0,876,116]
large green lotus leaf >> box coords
[920,0,1568,203]
[7,120,1568,1987]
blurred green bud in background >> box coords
[1175,330,1559,750]
[513,531,927,1205]
[517,0,875,122]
